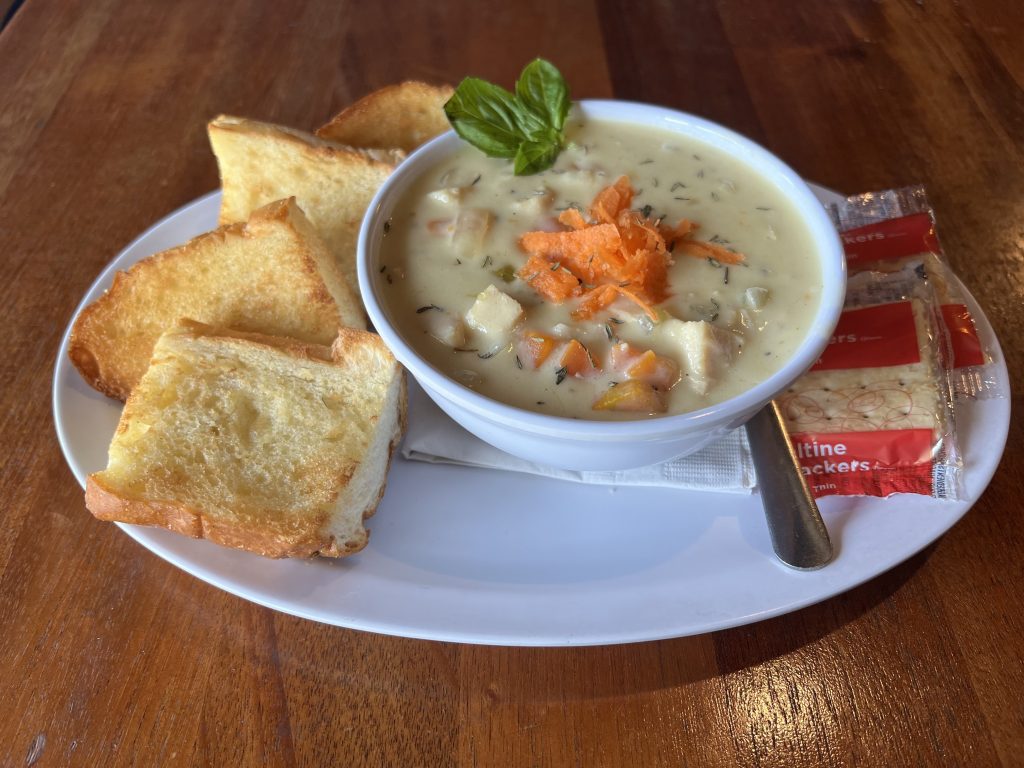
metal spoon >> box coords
[744,401,833,569]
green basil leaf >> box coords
[515,59,570,132]
[444,78,528,157]
[514,139,560,175]
[444,60,571,175]
[444,77,554,158]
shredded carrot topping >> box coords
[660,219,697,242]
[557,208,588,231]
[571,284,660,323]
[516,253,583,302]
[590,175,634,224]
[676,239,745,265]
[518,176,745,318]
[520,224,622,285]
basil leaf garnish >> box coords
[515,59,570,133]
[443,79,527,158]
[444,59,571,175]
[514,139,560,176]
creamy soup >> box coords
[376,117,821,419]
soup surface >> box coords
[377,117,822,419]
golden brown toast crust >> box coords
[84,320,406,559]
[68,198,360,401]
[208,118,399,231]
[86,473,361,558]
[315,81,454,152]
[207,116,398,295]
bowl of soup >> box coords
[358,100,845,471]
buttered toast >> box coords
[86,320,407,558]
[316,80,454,152]
[69,198,363,400]
[208,115,400,295]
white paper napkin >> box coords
[400,382,757,493]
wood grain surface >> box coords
[2,0,1022,765]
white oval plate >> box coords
[53,187,1011,646]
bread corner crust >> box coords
[360,369,408,527]
[82,323,403,562]
[85,474,343,560]
[315,81,454,141]
[175,318,335,363]
[317,529,369,558]
[209,114,394,171]
[86,474,205,538]
[68,338,130,401]
[315,369,407,556]
[68,292,133,402]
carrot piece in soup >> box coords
[608,343,679,390]
[609,285,661,322]
[559,339,601,377]
[592,380,667,413]
[519,175,682,315]
[677,240,745,265]
[517,254,583,302]
[570,284,619,320]
[570,284,660,322]
[557,208,588,230]
[661,219,697,244]
[626,350,680,390]
[611,210,672,300]
[518,332,557,369]
[590,176,634,223]
[520,224,621,258]
[608,342,642,370]
[617,210,667,254]
[619,247,670,303]
[519,224,622,284]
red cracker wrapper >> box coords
[829,187,996,397]
[778,262,962,499]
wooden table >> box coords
[3,1,1021,765]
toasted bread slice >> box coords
[86,320,407,558]
[316,81,454,152]
[69,198,363,401]
[208,115,401,294]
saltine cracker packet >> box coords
[829,186,1000,399]
[776,263,962,499]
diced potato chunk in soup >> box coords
[377,117,821,419]
[465,284,523,340]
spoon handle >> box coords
[744,402,833,570]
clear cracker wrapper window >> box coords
[776,261,963,500]
[829,185,1004,400]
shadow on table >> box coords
[432,546,935,704]
[151,542,933,727]
[710,544,933,675]
[166,499,934,704]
